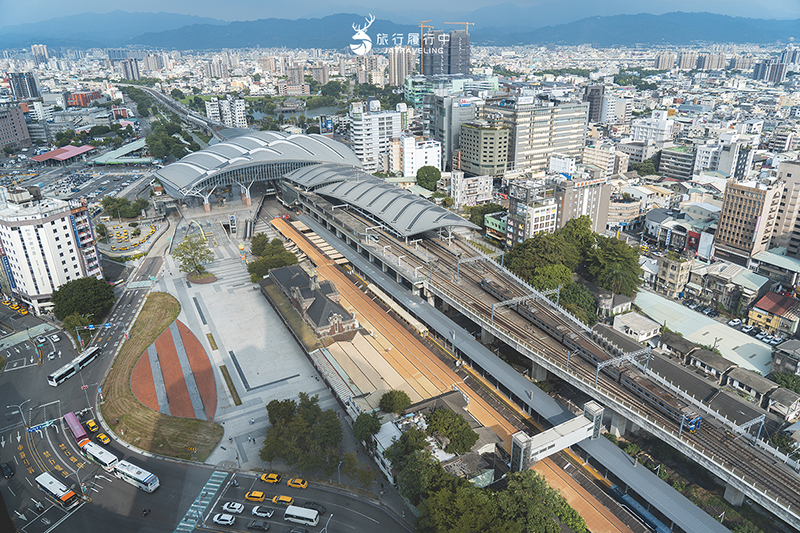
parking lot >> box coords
[106,223,158,252]
[682,298,784,346]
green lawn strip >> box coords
[206,333,218,350]
[99,292,223,461]
[219,365,242,406]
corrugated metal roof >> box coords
[284,163,479,237]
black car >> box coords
[247,520,270,531]
[1,462,13,479]
[302,501,326,515]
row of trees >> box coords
[246,234,299,282]
[54,123,135,149]
[123,86,156,117]
[145,120,200,160]
[505,216,642,324]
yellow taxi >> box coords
[97,433,110,445]
[86,419,99,432]
[272,495,293,506]
[287,478,308,489]
[9,304,19,310]
[110,246,117,251]
[1,300,10,306]
[260,473,281,484]
[245,491,266,502]
[17,309,28,315]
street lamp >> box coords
[6,399,31,428]
[320,513,333,533]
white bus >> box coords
[47,347,101,386]
[81,441,119,471]
[35,472,81,510]
[114,460,160,492]
[284,505,319,527]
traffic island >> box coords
[99,292,223,461]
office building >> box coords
[483,96,588,173]
[773,161,800,257]
[654,52,675,70]
[582,142,629,177]
[348,101,408,172]
[583,85,605,123]
[658,146,696,180]
[422,30,470,76]
[388,46,415,87]
[119,58,140,80]
[630,110,673,144]
[600,96,632,124]
[450,170,492,208]
[6,72,40,100]
[0,191,102,315]
[0,105,32,151]
[431,94,482,171]
[388,135,441,177]
[715,181,784,265]
[459,119,508,176]
[311,63,329,85]
[506,183,558,246]
[554,176,611,233]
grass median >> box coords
[99,291,223,461]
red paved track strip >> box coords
[153,328,195,418]
[177,321,217,420]
[130,350,158,412]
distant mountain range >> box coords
[0,11,797,50]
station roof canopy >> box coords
[284,163,479,237]
[31,145,93,162]
[154,131,361,194]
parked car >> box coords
[727,319,742,327]
[287,478,308,489]
[772,336,784,345]
[756,331,768,340]
[1,462,13,479]
[251,506,274,518]
[213,514,236,526]
[247,520,270,531]
[708,310,719,318]
[222,502,244,514]
[742,324,755,334]
[302,502,326,515]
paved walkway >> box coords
[130,319,217,420]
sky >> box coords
[1,0,799,28]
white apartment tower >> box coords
[348,101,408,172]
[388,46,415,87]
[0,190,102,315]
[631,110,674,144]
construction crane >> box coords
[444,22,474,34]
[419,20,433,73]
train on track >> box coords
[481,278,702,433]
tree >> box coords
[384,427,427,470]
[584,236,642,297]
[320,81,342,97]
[529,264,573,291]
[95,223,107,239]
[148,140,166,159]
[505,232,580,282]
[417,482,518,533]
[425,408,479,454]
[250,233,270,256]
[468,203,504,228]
[772,372,800,394]
[379,389,412,414]
[246,244,298,282]
[170,88,185,100]
[560,215,596,258]
[170,144,187,159]
[353,412,382,445]
[62,313,93,346]
[495,470,587,533]
[266,398,297,425]
[173,233,214,276]
[396,450,440,504]
[416,166,441,191]
[51,277,115,322]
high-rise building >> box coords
[431,94,482,171]
[0,105,32,150]
[288,64,305,85]
[388,46,415,87]
[0,192,102,314]
[554,176,611,233]
[715,180,783,265]
[753,59,788,84]
[6,72,40,100]
[422,30,470,76]
[459,118,509,176]
[388,135,441,177]
[772,161,800,256]
[205,97,221,122]
[205,58,228,79]
[348,101,408,172]
[600,95,632,124]
[654,52,675,70]
[583,85,605,123]
[141,54,163,72]
[260,56,276,73]
[217,95,247,129]
[311,63,329,85]
[31,44,48,66]
[119,58,140,80]
[696,52,726,70]
[483,96,588,173]
[678,51,698,69]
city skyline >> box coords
[2,0,800,29]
